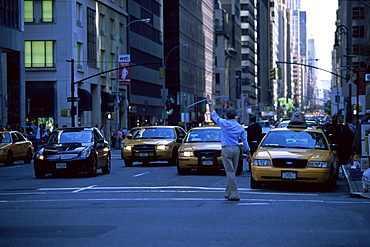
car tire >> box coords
[101,154,111,174]
[124,160,133,166]
[23,148,33,164]
[87,156,98,177]
[169,149,179,166]
[34,168,45,179]
[250,173,262,189]
[5,151,14,166]
[177,163,191,175]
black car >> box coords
[34,127,111,178]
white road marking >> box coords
[133,172,151,177]
[0,197,369,204]
[72,185,97,193]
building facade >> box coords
[1,0,25,130]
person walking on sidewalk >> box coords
[206,95,251,201]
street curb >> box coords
[341,165,370,199]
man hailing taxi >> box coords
[206,95,251,201]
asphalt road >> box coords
[0,150,369,247]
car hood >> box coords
[43,143,90,154]
[254,148,332,160]
[180,142,221,151]
[127,139,174,145]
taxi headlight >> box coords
[0,149,6,154]
[156,145,171,150]
[308,161,328,168]
[253,159,271,166]
[179,151,194,157]
[124,146,132,151]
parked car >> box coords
[120,127,142,159]
[33,127,111,178]
[257,120,273,134]
[121,126,186,166]
[177,126,243,175]
[0,131,34,165]
[250,113,339,190]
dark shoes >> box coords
[228,198,240,201]
[225,196,240,201]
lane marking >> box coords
[133,172,151,177]
[0,197,369,204]
[37,185,318,196]
[72,185,97,193]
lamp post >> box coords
[334,24,354,122]
[115,18,150,148]
[162,43,188,124]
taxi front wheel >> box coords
[250,174,262,189]
[5,151,14,166]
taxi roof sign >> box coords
[288,112,307,128]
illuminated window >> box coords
[42,0,53,22]
[24,1,34,23]
[25,41,54,68]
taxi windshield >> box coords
[185,129,221,142]
[261,130,328,150]
[134,128,175,139]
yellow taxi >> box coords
[250,113,339,190]
[0,131,34,165]
[120,127,141,159]
[121,126,186,166]
[177,126,243,175]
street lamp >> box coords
[162,43,189,123]
[334,24,354,121]
[115,18,150,148]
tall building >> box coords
[333,0,369,122]
[256,0,271,114]
[164,0,215,128]
[23,0,159,141]
[0,0,25,129]
[240,0,257,123]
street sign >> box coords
[67,97,80,102]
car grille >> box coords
[47,154,79,160]
[194,150,221,158]
[133,144,156,152]
[272,158,307,168]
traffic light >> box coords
[277,67,283,79]
[270,68,276,80]
[159,67,164,79]
[106,112,115,120]
[165,95,173,115]
[61,108,69,117]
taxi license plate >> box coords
[56,163,67,169]
[202,160,213,166]
[282,171,297,180]
[139,153,148,157]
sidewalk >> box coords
[341,164,370,199]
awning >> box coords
[26,87,54,117]
[101,91,114,112]
[78,88,92,111]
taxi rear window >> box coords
[261,130,328,150]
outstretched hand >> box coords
[206,94,212,104]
